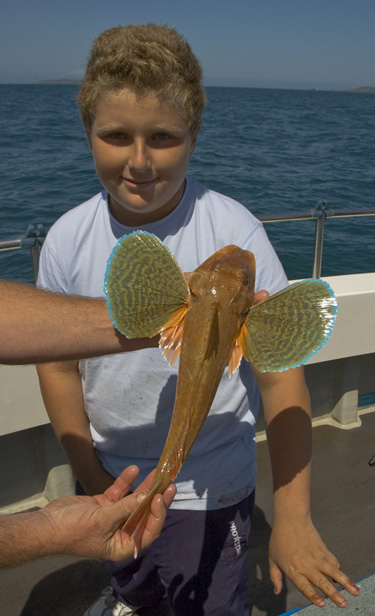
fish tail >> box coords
[121,489,157,559]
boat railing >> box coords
[1,203,375,281]
[0,223,46,282]
[260,201,375,278]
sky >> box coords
[1,0,374,90]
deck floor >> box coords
[1,411,374,616]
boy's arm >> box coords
[37,361,114,495]
[254,367,360,609]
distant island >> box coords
[344,86,375,94]
[38,79,81,84]
[36,80,375,93]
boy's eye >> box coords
[109,132,128,140]
[154,133,170,140]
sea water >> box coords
[0,84,374,283]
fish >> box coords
[104,231,337,556]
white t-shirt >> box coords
[38,177,288,509]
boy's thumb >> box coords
[269,559,283,595]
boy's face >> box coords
[88,89,199,226]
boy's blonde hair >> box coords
[78,23,206,134]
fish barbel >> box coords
[105,231,337,556]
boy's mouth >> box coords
[122,177,158,188]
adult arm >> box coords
[254,366,360,608]
[0,280,157,365]
[0,465,176,567]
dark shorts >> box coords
[106,491,255,616]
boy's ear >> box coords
[85,126,93,152]
[190,122,201,155]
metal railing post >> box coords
[311,201,334,279]
[0,224,48,283]
[20,224,47,282]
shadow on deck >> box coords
[0,412,374,616]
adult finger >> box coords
[254,289,269,304]
[134,469,156,495]
[100,465,140,504]
[161,483,177,507]
[139,493,170,548]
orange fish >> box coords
[105,231,337,556]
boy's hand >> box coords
[269,516,360,608]
[257,366,360,609]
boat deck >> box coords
[1,411,374,616]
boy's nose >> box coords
[128,140,151,172]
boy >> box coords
[37,24,359,615]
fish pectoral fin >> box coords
[104,231,189,338]
[159,305,188,365]
[228,339,244,378]
[241,279,337,372]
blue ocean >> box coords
[0,84,374,283]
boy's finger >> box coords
[269,560,283,595]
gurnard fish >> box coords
[104,231,337,556]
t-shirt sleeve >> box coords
[37,230,68,294]
[240,223,289,296]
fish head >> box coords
[188,245,255,316]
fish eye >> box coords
[236,270,249,285]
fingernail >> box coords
[352,584,360,593]
[135,492,146,503]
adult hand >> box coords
[254,289,269,303]
[39,465,176,561]
[269,516,360,608]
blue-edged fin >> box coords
[240,279,337,372]
[104,231,189,339]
